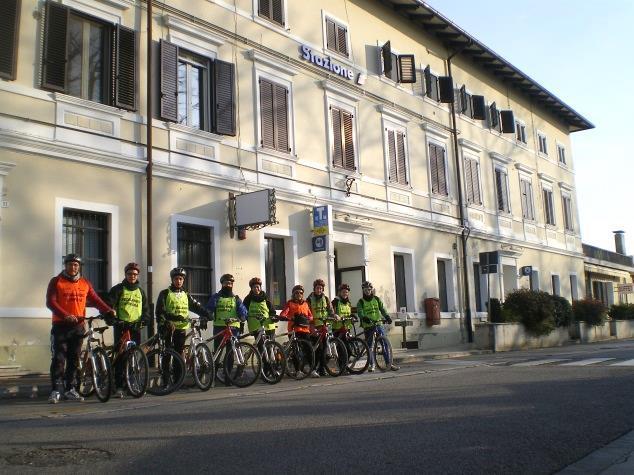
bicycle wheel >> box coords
[285,339,314,380]
[322,337,348,377]
[345,337,370,374]
[373,336,392,371]
[224,342,261,388]
[91,347,113,403]
[214,345,228,386]
[260,341,286,385]
[78,350,95,398]
[192,344,215,391]
[124,347,149,398]
[146,348,186,396]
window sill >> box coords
[387,181,412,191]
[515,140,529,150]
[322,47,352,65]
[53,93,126,117]
[329,166,360,178]
[167,123,224,143]
[422,95,449,112]
[253,15,290,34]
[538,152,549,159]
[257,146,297,161]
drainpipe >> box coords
[146,0,154,333]
[446,44,474,343]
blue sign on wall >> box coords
[312,236,327,252]
[313,205,329,231]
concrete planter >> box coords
[609,320,634,339]
[474,323,570,352]
[573,321,612,343]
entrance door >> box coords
[336,266,365,308]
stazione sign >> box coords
[300,45,354,81]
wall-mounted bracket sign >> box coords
[229,189,279,237]
[300,45,354,81]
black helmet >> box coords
[292,284,305,294]
[361,281,373,290]
[338,283,350,292]
[124,262,141,274]
[170,267,186,279]
[249,276,262,287]
[220,273,235,284]
[64,254,82,265]
[313,278,326,289]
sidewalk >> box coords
[0,344,489,400]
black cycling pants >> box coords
[50,324,84,391]
[113,325,142,389]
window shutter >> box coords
[272,0,284,26]
[464,158,474,203]
[496,169,508,212]
[382,41,391,77]
[258,0,270,19]
[387,129,396,183]
[331,107,343,167]
[437,146,447,195]
[527,182,534,220]
[336,24,348,56]
[114,24,137,111]
[213,59,236,136]
[259,78,275,149]
[274,83,288,151]
[0,0,20,80]
[398,54,416,84]
[342,110,355,170]
[471,95,486,120]
[424,66,439,101]
[396,131,407,184]
[472,160,481,204]
[429,143,439,194]
[438,76,454,103]
[500,110,515,133]
[460,86,468,113]
[42,2,69,92]
[520,180,528,218]
[326,18,336,51]
[489,102,499,130]
[159,40,178,122]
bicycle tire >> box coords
[373,335,392,371]
[192,344,215,391]
[146,348,186,396]
[78,350,95,397]
[260,340,286,385]
[285,339,314,380]
[322,337,348,377]
[214,345,228,386]
[345,337,370,374]
[124,347,149,398]
[91,347,113,403]
[224,342,261,388]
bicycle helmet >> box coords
[292,284,305,294]
[249,277,262,287]
[313,278,326,289]
[64,253,82,265]
[170,267,186,279]
[361,281,373,290]
[338,283,350,292]
[220,273,235,284]
[124,262,141,274]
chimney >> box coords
[614,230,627,255]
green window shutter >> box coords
[42,2,69,92]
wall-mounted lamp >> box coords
[345,176,356,197]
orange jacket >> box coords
[46,274,112,326]
[280,300,313,334]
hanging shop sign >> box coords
[229,189,279,234]
[300,45,354,81]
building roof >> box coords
[378,0,594,132]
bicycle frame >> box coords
[206,319,244,365]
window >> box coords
[177,223,213,304]
[488,102,501,131]
[437,259,449,312]
[464,157,482,205]
[519,178,535,220]
[265,237,286,309]
[530,269,540,291]
[160,40,235,135]
[495,168,510,213]
[259,78,290,153]
[592,281,614,307]
[543,188,555,225]
[429,142,448,196]
[460,86,473,118]
[424,66,439,101]
[258,0,284,27]
[385,127,408,185]
[473,262,484,312]
[381,42,415,83]
[63,209,109,295]
[394,255,407,311]
[0,0,20,81]
[551,274,560,296]
[562,194,574,231]
[570,274,579,301]
[515,121,527,144]
[42,2,137,110]
[557,144,566,165]
[330,105,356,171]
[538,132,548,155]
[326,17,348,57]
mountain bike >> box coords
[206,318,261,388]
[280,327,315,381]
[77,315,112,403]
[334,316,370,374]
[361,318,393,371]
[310,317,348,377]
[182,316,215,391]
[107,321,149,398]
[245,316,286,384]
[141,330,186,396]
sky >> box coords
[424,0,633,255]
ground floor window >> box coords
[177,223,213,303]
[437,259,449,312]
[473,262,484,312]
[265,237,286,309]
[570,274,579,301]
[551,275,561,296]
[592,281,614,307]
[394,254,407,311]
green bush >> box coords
[488,298,517,323]
[503,289,555,336]
[609,303,634,321]
[551,295,573,327]
[573,299,608,326]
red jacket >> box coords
[280,300,313,334]
[46,274,113,326]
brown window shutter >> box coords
[326,19,336,52]
[342,111,355,170]
[496,169,509,212]
[437,147,447,195]
[473,161,482,204]
[396,131,407,184]
[387,129,397,183]
[42,2,69,92]
[159,40,178,122]
[520,180,528,218]
[259,78,275,149]
[398,55,416,84]
[273,83,289,152]
[272,0,284,26]
[331,107,343,167]
[213,59,236,136]
[258,0,270,19]
[430,143,439,194]
[382,41,392,77]
[464,158,474,203]
[114,24,137,111]
[336,24,348,56]
[0,0,21,80]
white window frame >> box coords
[463,154,483,206]
[253,0,289,31]
[515,119,527,145]
[557,142,567,166]
[517,169,535,221]
[458,85,476,121]
[435,254,457,314]
[427,137,450,199]
[551,274,561,296]
[537,131,548,156]
[561,191,574,232]
[569,273,579,301]
[324,88,360,174]
[493,164,512,215]
[321,11,351,60]
[542,184,556,227]
[391,247,417,312]
[423,65,443,104]
[382,116,410,188]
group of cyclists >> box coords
[45,254,399,404]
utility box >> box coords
[424,298,441,326]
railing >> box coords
[583,244,634,267]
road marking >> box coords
[610,359,634,366]
[427,360,483,366]
[512,358,571,367]
[560,358,616,366]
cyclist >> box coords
[307,278,337,377]
[46,254,115,404]
[356,281,399,372]
[155,267,210,358]
[206,274,248,340]
[243,277,278,345]
[107,262,151,398]
[331,283,355,338]
[279,285,314,354]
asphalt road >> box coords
[2,341,634,474]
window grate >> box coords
[177,223,213,303]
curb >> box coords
[0,383,48,400]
